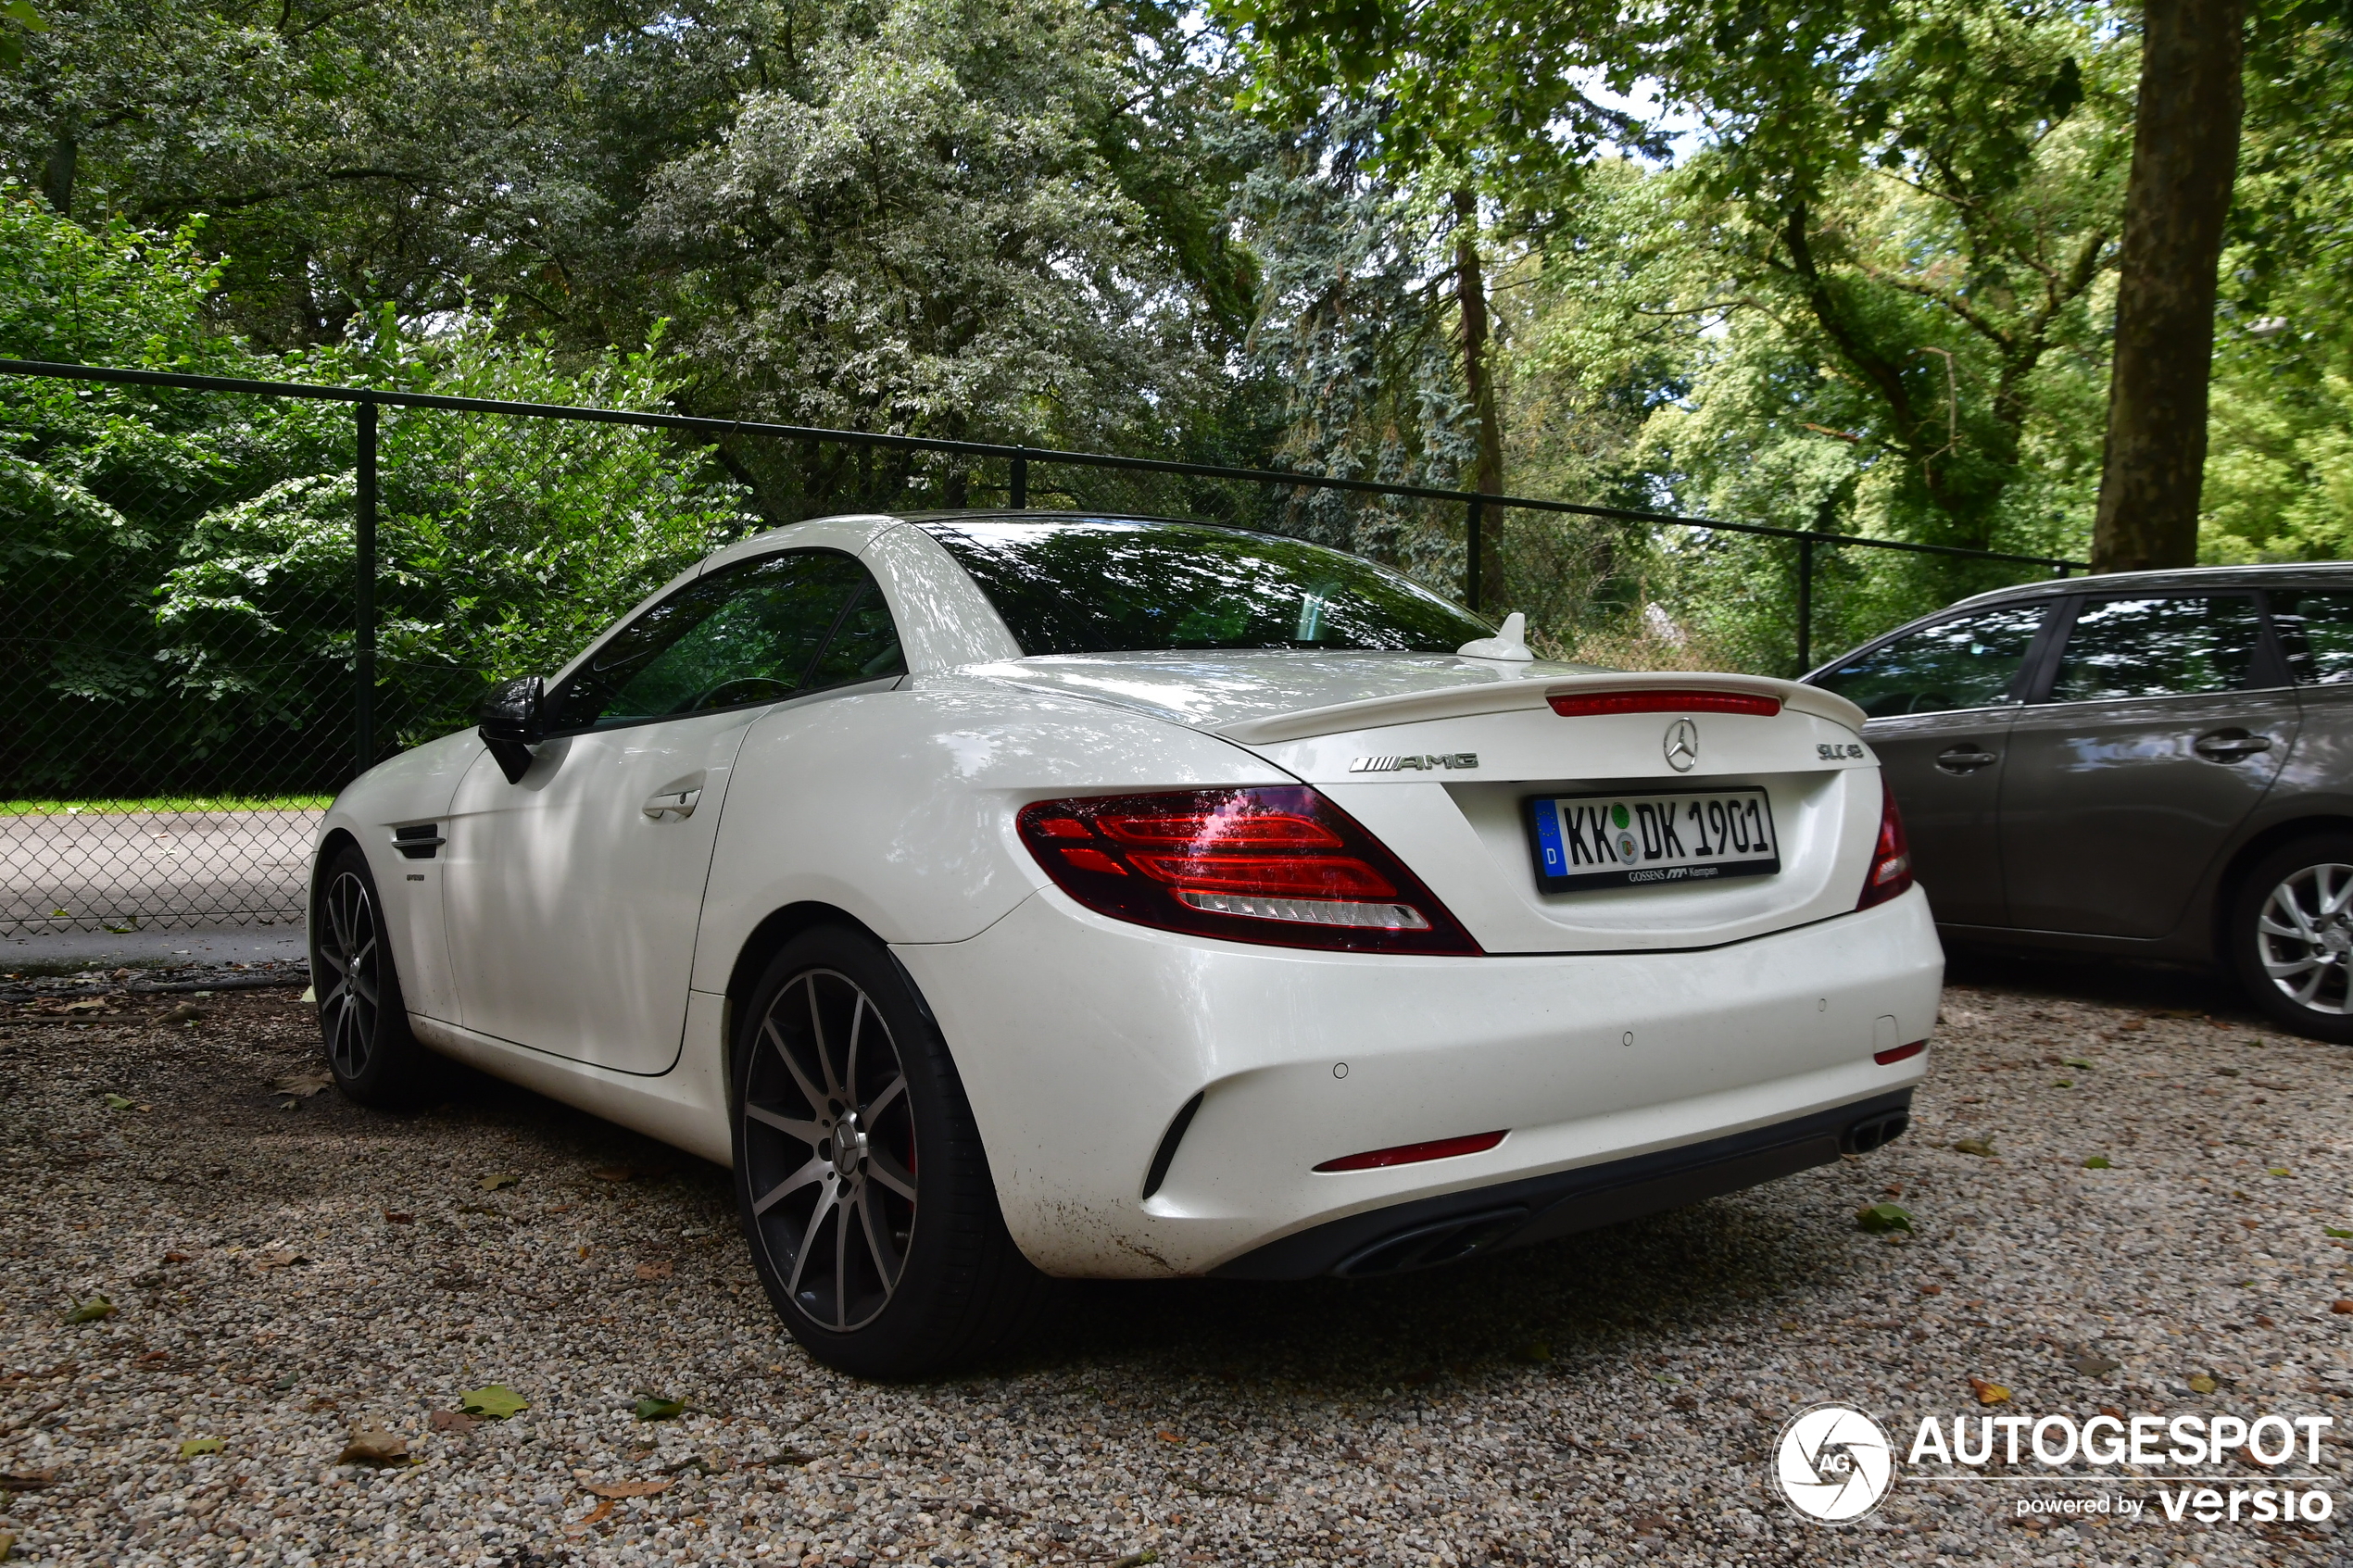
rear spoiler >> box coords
[1211,671,1867,746]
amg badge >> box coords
[1351,752,1479,773]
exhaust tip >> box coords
[1843,1110,1910,1155]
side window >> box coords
[547,551,900,733]
[2046,596,2261,704]
[1812,603,2048,718]
[2268,590,2353,684]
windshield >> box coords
[921,518,1491,656]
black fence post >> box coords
[1466,495,1483,611]
[1010,449,1028,509]
[355,398,377,780]
[1795,535,1813,675]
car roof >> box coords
[1944,560,2353,614]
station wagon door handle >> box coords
[642,787,703,819]
[1933,745,1999,774]
[2193,730,2273,762]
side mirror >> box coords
[475,675,545,784]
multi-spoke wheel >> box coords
[732,927,1048,1379]
[2233,836,2353,1044]
[310,845,428,1104]
[741,968,919,1332]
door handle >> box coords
[642,787,702,820]
[2193,730,2273,762]
[1933,745,1998,774]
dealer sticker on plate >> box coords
[1527,787,1780,893]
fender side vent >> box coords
[392,824,446,860]
[1139,1092,1205,1200]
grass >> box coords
[0,797,333,816]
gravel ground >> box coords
[2,960,2350,1567]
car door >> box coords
[1809,599,2054,927]
[442,548,903,1073]
[1998,592,2298,939]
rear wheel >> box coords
[2232,834,2353,1044]
[732,927,1047,1379]
[311,845,432,1104]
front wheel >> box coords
[311,845,433,1103]
[2232,834,2353,1044]
[732,927,1047,1379]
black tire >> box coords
[2231,833,2353,1044]
[311,844,433,1105]
[732,926,1048,1379]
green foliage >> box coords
[0,189,753,795]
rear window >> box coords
[921,518,1491,656]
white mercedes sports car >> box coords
[310,511,1941,1377]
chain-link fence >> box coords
[0,357,2081,937]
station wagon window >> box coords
[1811,603,2048,718]
[2267,590,2353,684]
[2045,595,2261,703]
[546,550,903,733]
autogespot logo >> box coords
[1775,1404,1896,1524]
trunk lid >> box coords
[975,651,1881,953]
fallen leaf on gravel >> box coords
[1629,1512,1674,1537]
[459,1385,528,1420]
[1953,1137,1996,1157]
[1856,1202,1914,1234]
[478,1173,519,1192]
[103,1093,133,1110]
[254,1251,308,1269]
[2332,1229,2353,1238]
[592,1167,635,1182]
[1969,1377,2011,1406]
[2189,1375,2218,1395]
[2052,1078,2072,1087]
[430,1272,482,1292]
[634,1261,673,1281]
[2215,1066,2240,1077]
[1156,1431,1182,1443]
[2084,1156,2113,1169]
[429,1410,478,1436]
[384,1211,413,1224]
[754,1448,820,1466]
[2268,1167,2291,1176]
[160,1004,206,1025]
[2332,1300,2353,1315]
[1108,1552,1159,1568]
[2069,1354,2120,1377]
[2061,1058,2093,1070]
[63,1296,115,1323]
[634,1394,686,1422]
[584,1478,673,1499]
[177,1439,222,1458]
[0,1471,56,1490]
[336,1424,410,1467]
[271,1072,331,1099]
[0,1526,14,1560]
[564,1499,616,1535]
[2239,1219,2261,1231]
[162,1251,188,1262]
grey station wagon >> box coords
[1804,564,2353,1042]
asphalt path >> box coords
[0,808,319,936]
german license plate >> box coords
[1527,787,1780,893]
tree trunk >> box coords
[42,119,76,218]
[2089,0,2247,573]
[1453,188,1505,602]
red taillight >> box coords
[1547,689,1782,719]
[1016,787,1482,955]
[1874,1040,1927,1065]
[1856,774,1913,909]
[1315,1130,1508,1172]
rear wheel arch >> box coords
[2212,815,2353,960]
[723,902,893,1086]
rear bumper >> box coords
[896,883,1942,1278]
[1214,1088,1913,1279]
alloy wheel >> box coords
[317,870,383,1077]
[2256,861,2353,1015]
[741,969,918,1332]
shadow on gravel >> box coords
[1031,1189,1859,1392]
[1943,943,2254,1020]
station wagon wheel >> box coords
[2233,835,2353,1045]
[739,968,918,1333]
[308,844,430,1105]
[730,927,1049,1379]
